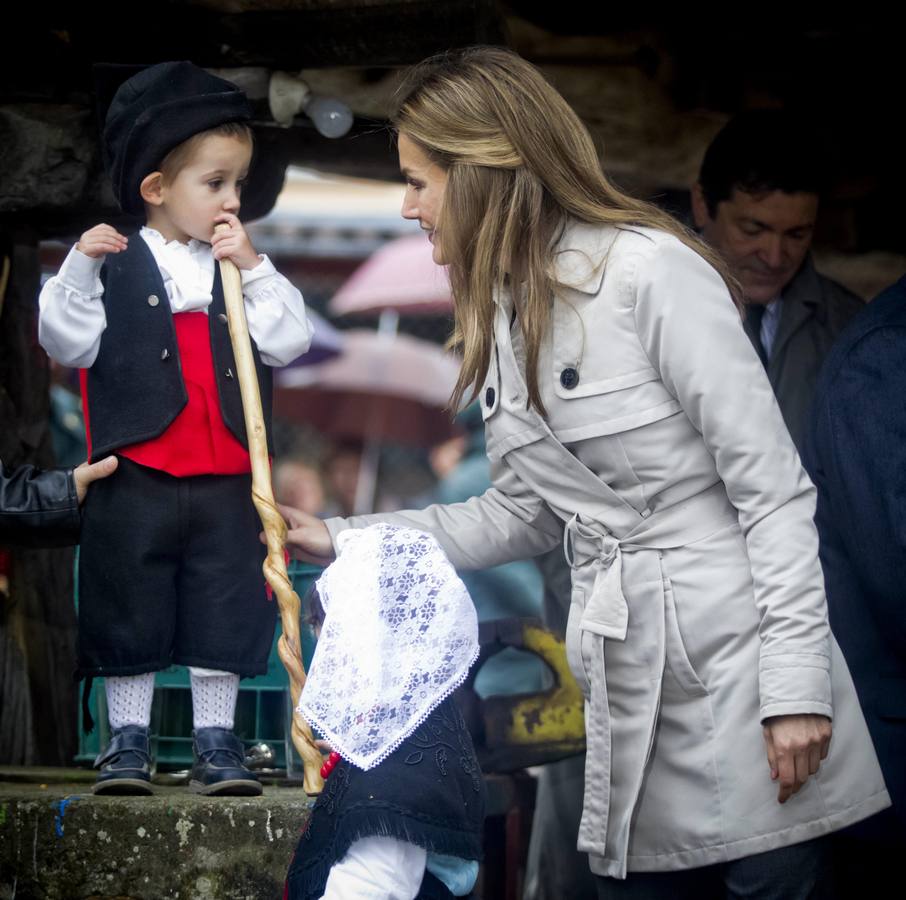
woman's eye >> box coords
[208,179,223,190]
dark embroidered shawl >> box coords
[285,696,486,900]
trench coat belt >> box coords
[562,483,739,872]
[563,481,739,652]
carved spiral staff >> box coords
[215,223,324,795]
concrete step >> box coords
[0,767,313,900]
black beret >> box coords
[103,61,251,216]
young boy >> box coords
[38,61,313,796]
[285,524,486,900]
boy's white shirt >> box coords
[38,226,313,368]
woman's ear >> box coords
[140,172,164,207]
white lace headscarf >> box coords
[297,523,479,770]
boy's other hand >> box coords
[211,213,261,270]
[76,224,128,259]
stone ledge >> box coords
[0,769,313,900]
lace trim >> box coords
[298,524,480,771]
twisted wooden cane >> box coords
[215,224,324,794]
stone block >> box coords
[0,770,313,900]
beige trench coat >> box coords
[325,222,889,877]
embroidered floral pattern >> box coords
[401,698,483,792]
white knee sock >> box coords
[105,672,155,729]
[190,668,239,730]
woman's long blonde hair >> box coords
[392,46,740,415]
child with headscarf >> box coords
[285,523,487,900]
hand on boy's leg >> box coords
[211,212,261,270]
[76,224,128,258]
[73,455,119,503]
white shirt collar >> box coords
[140,226,214,313]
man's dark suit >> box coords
[802,275,906,832]
[746,257,862,451]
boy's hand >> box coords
[76,224,128,259]
[211,213,261,270]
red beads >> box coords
[320,751,342,780]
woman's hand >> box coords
[73,456,118,503]
[762,713,832,803]
[211,213,261,270]
[274,504,336,566]
[76,224,128,259]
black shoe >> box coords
[92,725,153,795]
[189,727,262,796]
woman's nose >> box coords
[401,189,418,220]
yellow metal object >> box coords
[501,623,585,744]
[472,618,586,772]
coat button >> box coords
[560,367,580,390]
[225,368,233,379]
[160,348,170,361]
[148,294,160,307]
[218,313,228,325]
[485,386,496,408]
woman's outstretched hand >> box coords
[275,504,336,566]
[762,713,833,803]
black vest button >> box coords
[485,386,496,408]
[218,313,228,324]
[148,294,160,307]
[560,367,579,389]
[160,348,170,361]
[225,368,234,379]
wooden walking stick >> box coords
[215,223,324,795]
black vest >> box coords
[86,236,274,460]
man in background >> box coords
[692,110,863,448]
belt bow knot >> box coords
[564,513,629,642]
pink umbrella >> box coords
[288,308,344,367]
[275,330,462,512]
[328,233,452,318]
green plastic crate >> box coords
[76,560,323,772]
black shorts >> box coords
[76,456,275,678]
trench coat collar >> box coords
[551,219,620,295]
[490,219,619,309]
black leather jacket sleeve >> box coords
[0,462,81,547]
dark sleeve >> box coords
[0,463,81,547]
[807,323,906,655]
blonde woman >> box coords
[284,47,888,898]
